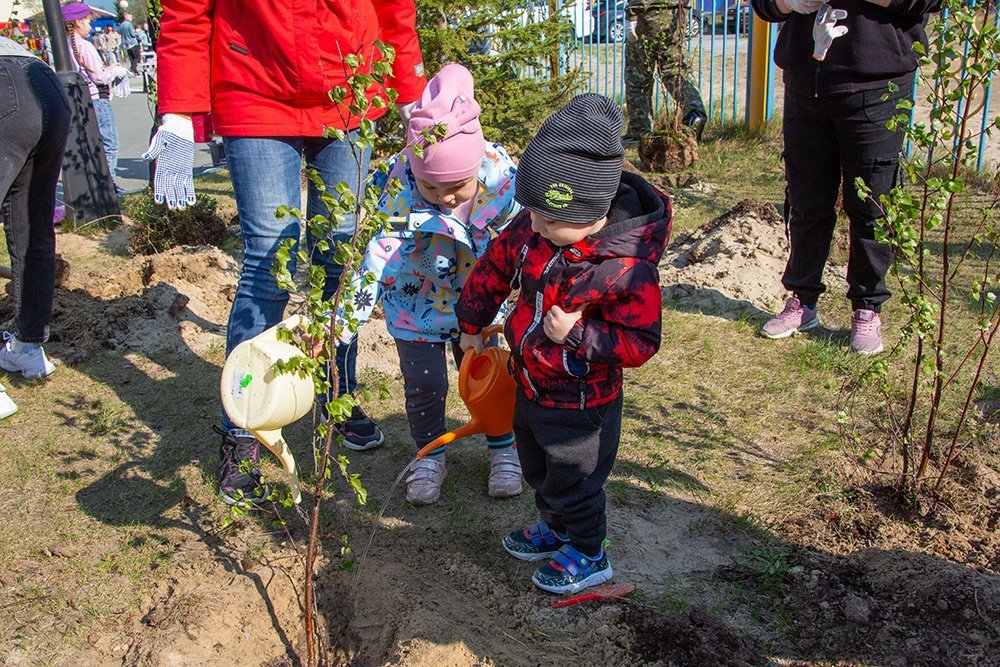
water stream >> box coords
[350,456,419,594]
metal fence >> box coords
[558,1,767,122]
[536,0,997,172]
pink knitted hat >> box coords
[406,63,485,183]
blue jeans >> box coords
[221,135,370,433]
[92,98,118,180]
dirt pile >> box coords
[771,548,1000,667]
[659,199,845,319]
[621,605,760,666]
[0,246,237,362]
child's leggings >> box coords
[394,338,514,454]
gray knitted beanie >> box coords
[515,94,624,224]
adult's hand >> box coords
[813,4,849,61]
[781,0,826,14]
[142,113,196,209]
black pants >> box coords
[513,389,623,556]
[0,57,71,343]
[781,80,910,312]
[127,45,141,72]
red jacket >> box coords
[156,0,426,136]
[456,172,672,409]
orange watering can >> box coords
[416,325,516,459]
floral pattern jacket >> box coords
[346,143,519,343]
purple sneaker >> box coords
[215,426,269,506]
[761,296,820,339]
[850,309,884,355]
[335,406,385,451]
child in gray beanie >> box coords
[455,94,673,594]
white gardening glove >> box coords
[784,0,826,13]
[142,113,196,209]
[625,19,638,42]
[813,4,848,61]
[396,100,417,124]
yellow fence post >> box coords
[747,14,771,132]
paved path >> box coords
[111,77,215,195]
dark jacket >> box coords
[751,0,938,96]
[456,172,671,410]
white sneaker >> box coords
[0,332,55,379]
[488,448,523,498]
[0,383,17,420]
[405,457,447,505]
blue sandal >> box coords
[532,544,613,594]
[502,521,570,561]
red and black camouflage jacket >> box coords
[456,171,671,409]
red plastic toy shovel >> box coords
[550,583,636,608]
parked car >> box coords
[590,0,626,43]
[526,0,596,41]
[692,0,750,35]
[588,0,747,43]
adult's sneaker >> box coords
[532,544,613,594]
[850,309,884,355]
[761,296,820,339]
[335,405,385,451]
[0,383,17,420]
[503,521,570,561]
[682,111,707,142]
[216,426,268,506]
[0,332,55,379]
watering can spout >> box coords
[416,422,481,459]
[416,325,516,458]
[252,428,302,504]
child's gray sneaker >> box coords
[488,448,523,498]
[761,296,820,339]
[0,332,55,379]
[405,457,447,505]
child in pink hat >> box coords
[344,63,522,505]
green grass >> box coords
[1,130,996,663]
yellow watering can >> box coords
[220,315,312,504]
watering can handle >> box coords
[458,324,505,396]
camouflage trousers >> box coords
[624,8,706,136]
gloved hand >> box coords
[783,0,826,14]
[625,19,638,42]
[142,113,196,209]
[396,100,417,124]
[813,4,848,61]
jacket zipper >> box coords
[518,250,562,397]
[510,245,528,289]
[562,349,590,410]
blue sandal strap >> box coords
[528,521,555,546]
